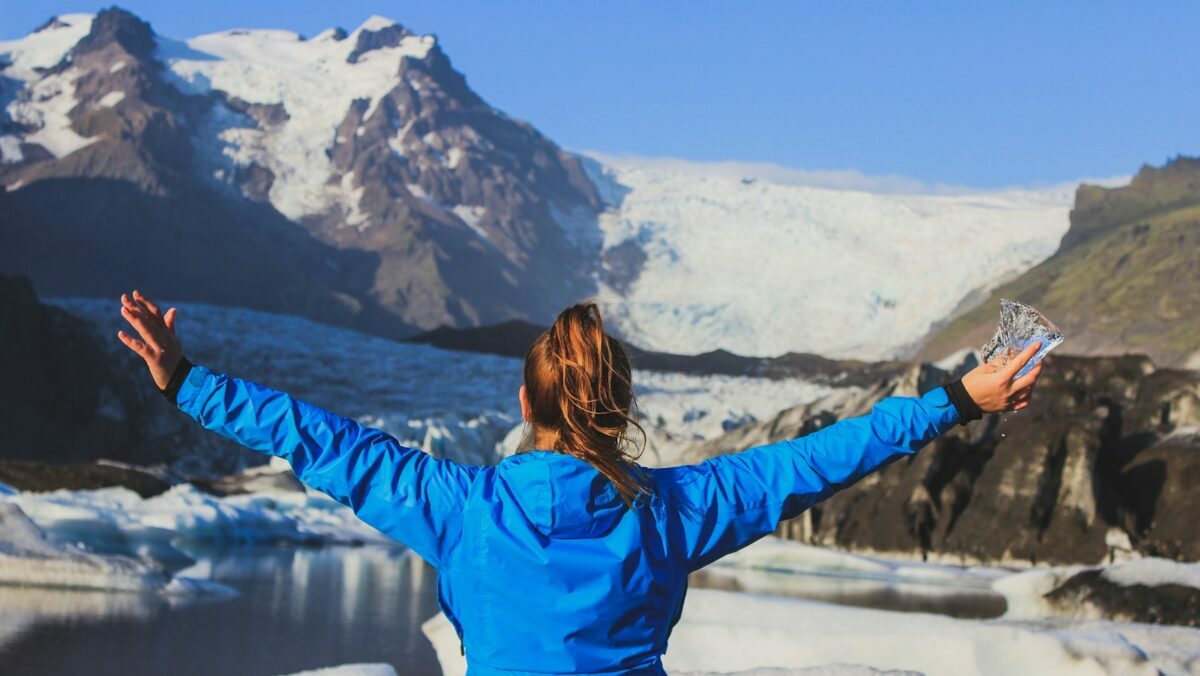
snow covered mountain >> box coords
[3,9,1073,360]
[1,9,601,334]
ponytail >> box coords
[523,303,649,504]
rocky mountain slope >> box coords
[919,157,1200,368]
[2,9,1077,358]
[0,274,149,464]
[689,354,1200,565]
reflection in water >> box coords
[0,546,442,676]
[691,564,1007,619]
[0,545,1010,675]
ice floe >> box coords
[0,502,235,598]
[2,482,396,566]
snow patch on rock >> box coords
[0,14,94,76]
[6,68,98,158]
[96,90,125,108]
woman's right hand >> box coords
[117,290,183,391]
[960,342,1045,414]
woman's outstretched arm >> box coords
[117,291,476,568]
[659,343,1044,571]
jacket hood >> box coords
[497,450,628,539]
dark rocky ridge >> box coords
[1044,569,1200,627]
[0,274,272,476]
[0,459,169,498]
[688,354,1200,566]
[408,319,914,386]
[346,22,412,64]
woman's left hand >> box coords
[960,342,1045,414]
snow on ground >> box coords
[583,154,1073,360]
[425,585,1196,676]
[157,18,435,221]
[713,536,1006,589]
[1102,558,1200,590]
[421,536,1200,675]
[679,668,919,676]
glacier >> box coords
[582,155,1074,360]
[54,298,833,472]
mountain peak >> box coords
[347,16,415,64]
[33,15,84,34]
[357,15,399,32]
[72,6,156,60]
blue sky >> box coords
[5,1,1199,188]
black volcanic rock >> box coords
[1044,568,1200,627]
[0,273,290,477]
[408,319,546,358]
[1116,433,1200,561]
[407,319,913,386]
[347,22,413,64]
[0,459,169,498]
[0,274,139,462]
[72,7,157,60]
[690,354,1200,566]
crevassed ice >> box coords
[981,299,1064,378]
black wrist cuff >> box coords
[945,379,983,426]
[160,356,194,407]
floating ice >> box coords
[2,483,396,562]
[0,502,230,595]
[981,299,1064,378]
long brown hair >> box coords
[523,302,649,504]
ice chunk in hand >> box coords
[981,299,1063,378]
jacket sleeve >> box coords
[658,386,960,571]
[175,364,478,568]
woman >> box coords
[117,290,1042,676]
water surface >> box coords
[0,546,440,676]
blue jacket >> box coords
[175,365,960,675]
